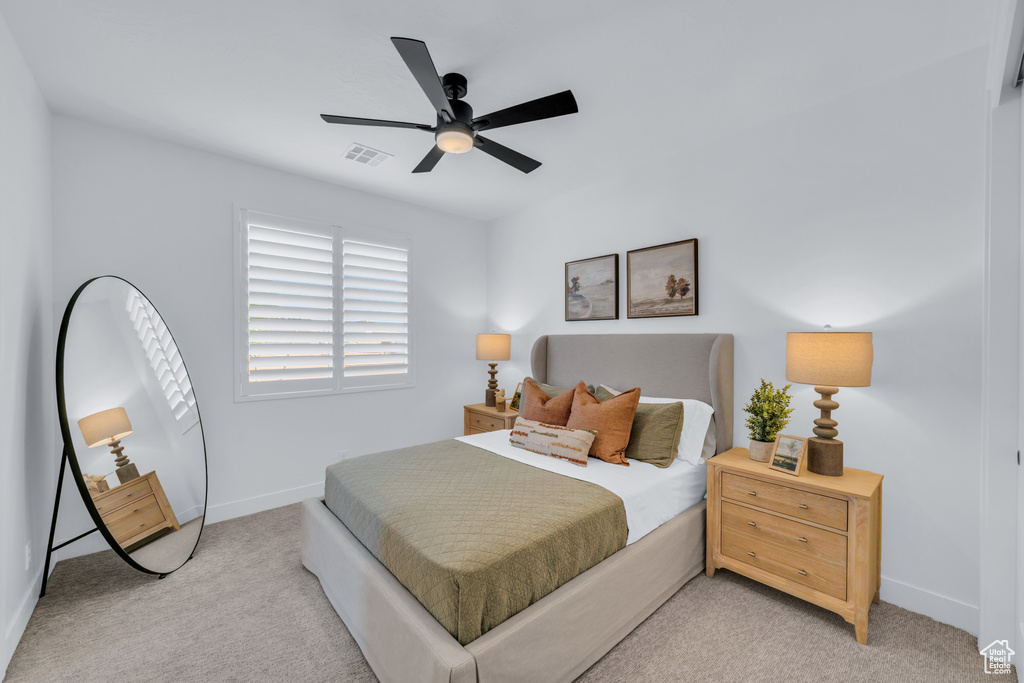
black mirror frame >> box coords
[54,275,208,577]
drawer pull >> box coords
[798,504,808,509]
[748,521,757,527]
[133,508,139,513]
[797,570,807,576]
[798,537,808,543]
[747,551,756,557]
[139,523,146,527]
[747,491,757,496]
[126,493,133,498]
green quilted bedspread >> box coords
[324,439,628,645]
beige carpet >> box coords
[4,504,1013,683]
[126,517,204,574]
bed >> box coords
[301,333,733,683]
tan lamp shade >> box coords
[78,407,133,448]
[476,333,511,361]
[786,332,873,387]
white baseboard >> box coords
[3,565,43,674]
[175,504,205,526]
[43,484,325,564]
[882,575,980,637]
[204,481,324,525]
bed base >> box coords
[301,497,706,683]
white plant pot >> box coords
[748,439,775,463]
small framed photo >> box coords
[769,434,808,476]
[565,254,619,321]
[509,382,524,412]
[626,239,698,318]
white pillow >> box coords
[598,385,715,466]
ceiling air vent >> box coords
[343,143,392,167]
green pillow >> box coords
[595,386,684,468]
[525,377,594,398]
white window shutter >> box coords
[236,210,412,400]
[341,238,410,384]
[125,290,199,432]
[246,223,335,388]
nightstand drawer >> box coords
[467,412,505,432]
[722,472,848,531]
[93,476,153,514]
[722,501,847,566]
[103,494,165,542]
[722,526,847,600]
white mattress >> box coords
[455,430,707,545]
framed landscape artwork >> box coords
[626,239,698,318]
[768,434,808,476]
[565,254,619,321]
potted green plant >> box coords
[743,379,795,462]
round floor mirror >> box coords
[55,276,207,576]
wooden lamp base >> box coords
[485,362,499,407]
[110,438,140,484]
[808,385,844,477]
[807,438,844,476]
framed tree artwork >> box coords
[565,253,619,321]
[768,434,808,476]
[626,239,698,318]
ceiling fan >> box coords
[321,37,578,174]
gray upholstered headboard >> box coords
[530,334,734,454]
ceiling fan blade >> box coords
[391,37,454,122]
[412,146,445,173]
[472,90,578,131]
[474,136,541,174]
[321,114,434,131]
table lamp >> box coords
[476,333,511,407]
[78,407,139,484]
[786,330,873,476]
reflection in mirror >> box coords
[60,277,206,575]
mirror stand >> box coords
[40,449,98,597]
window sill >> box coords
[234,381,416,403]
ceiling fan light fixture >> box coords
[436,124,475,154]
[322,38,577,173]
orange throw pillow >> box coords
[566,382,641,466]
[519,378,575,426]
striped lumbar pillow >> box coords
[509,417,597,467]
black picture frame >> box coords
[565,253,619,321]
[626,239,699,318]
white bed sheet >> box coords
[455,429,707,545]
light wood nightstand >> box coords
[464,403,519,436]
[706,448,882,644]
[92,470,180,552]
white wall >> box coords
[487,49,989,634]
[0,12,53,673]
[50,116,488,558]
[981,42,1022,653]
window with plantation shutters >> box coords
[236,210,413,400]
[342,239,409,382]
[245,221,334,391]
[126,289,199,432]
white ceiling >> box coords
[0,0,998,222]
